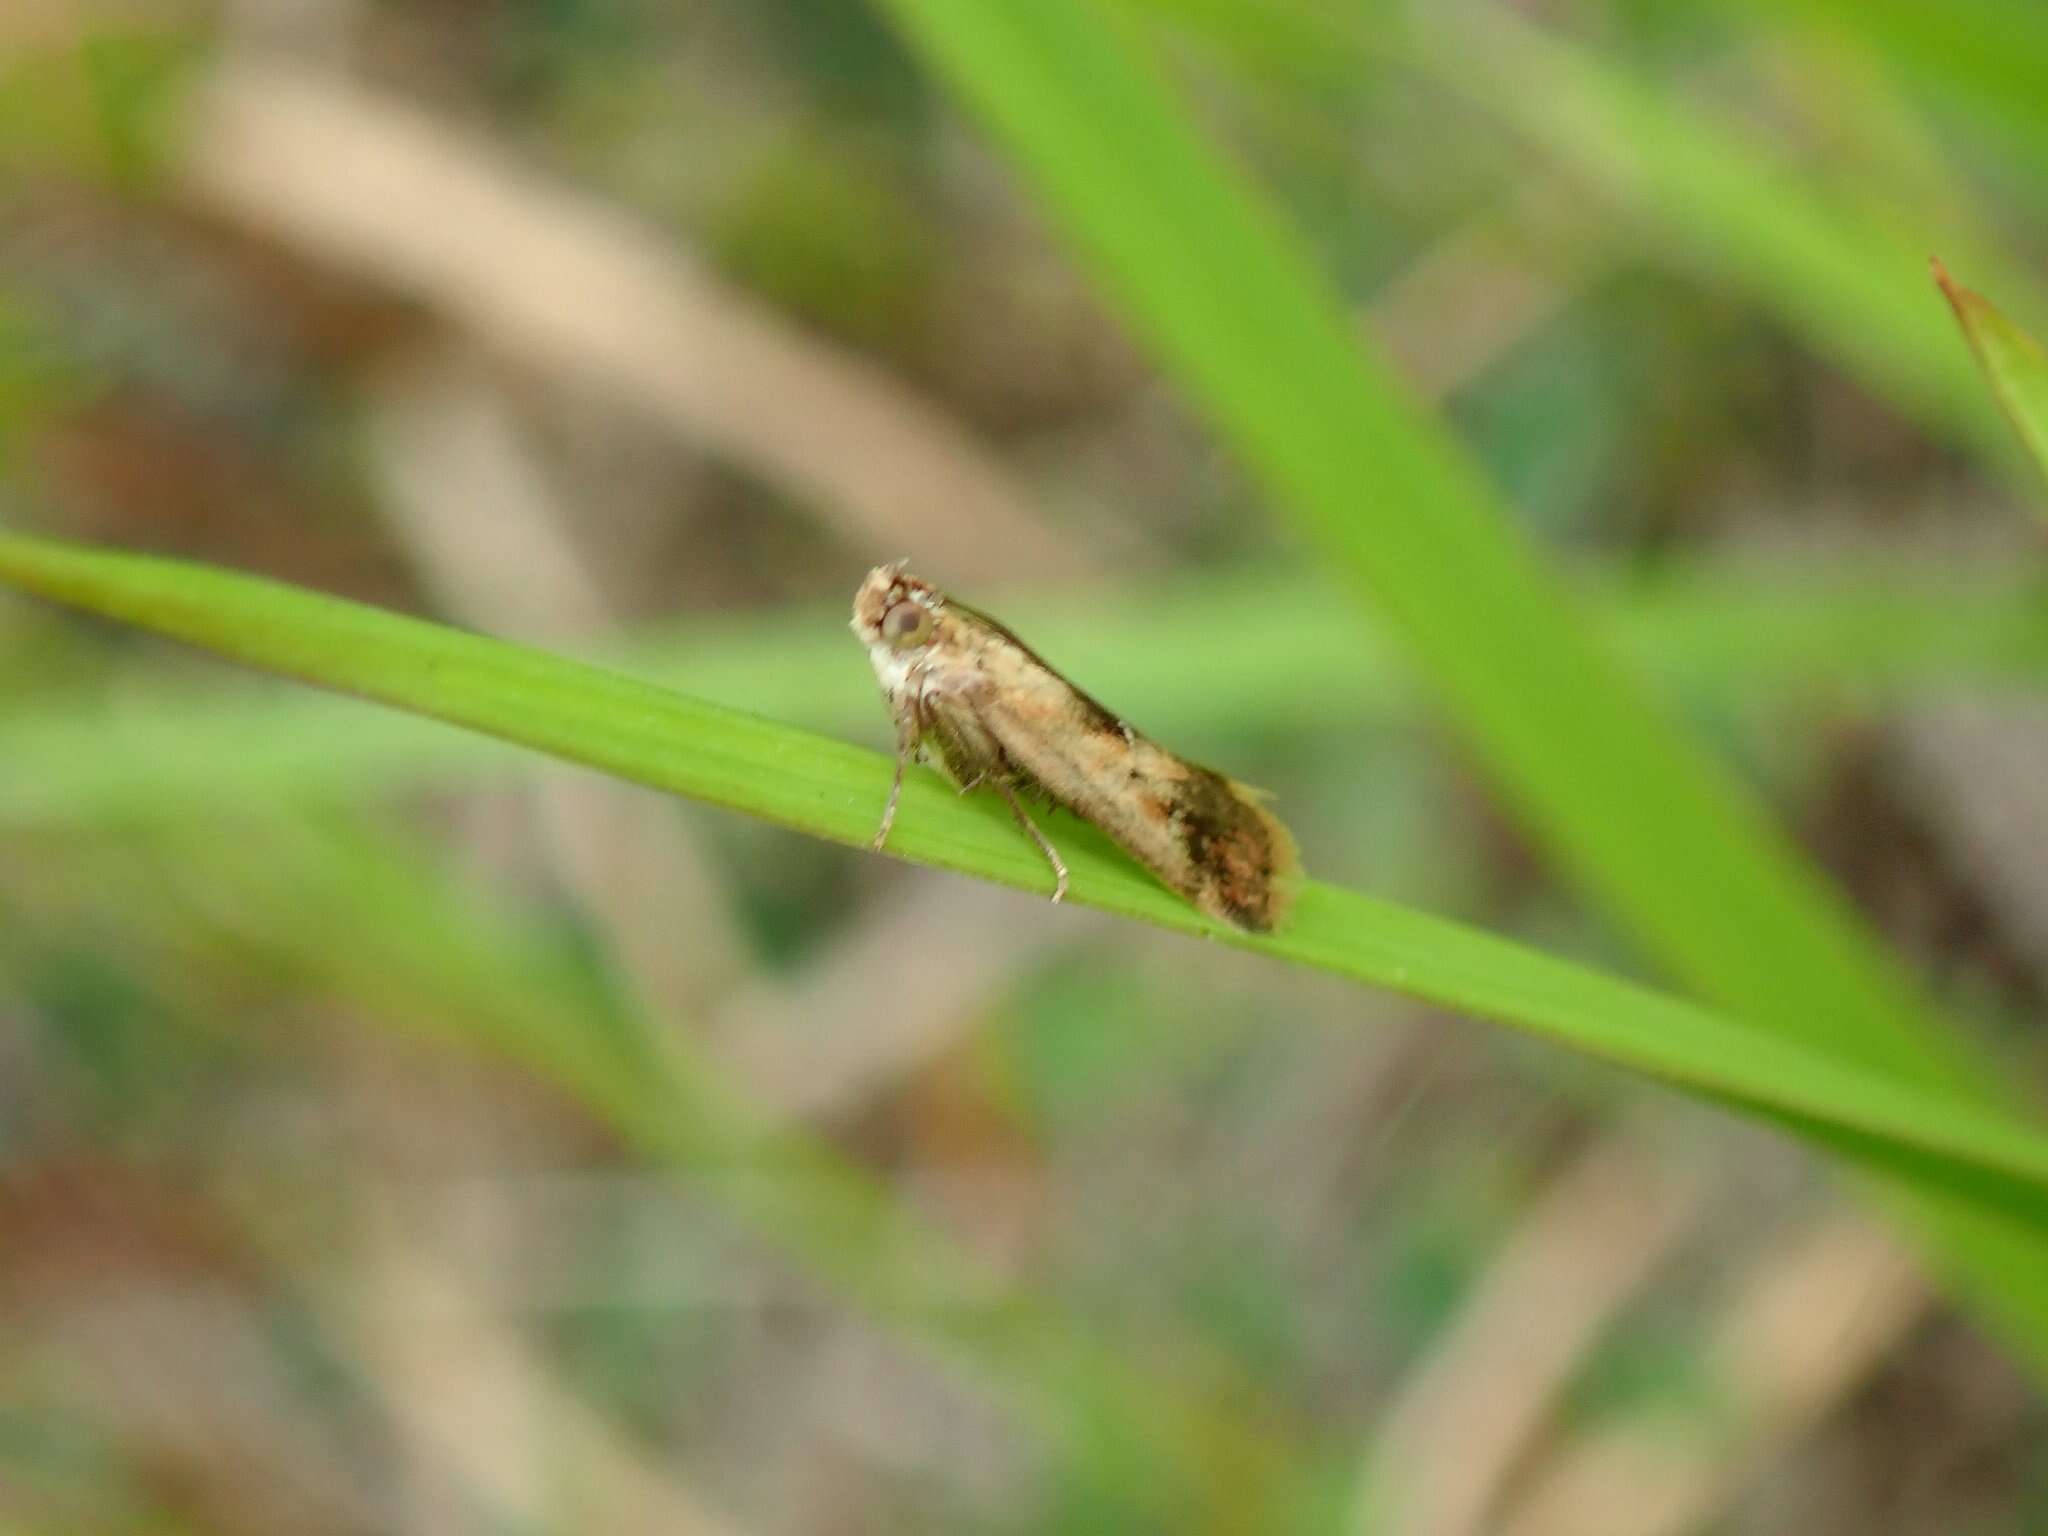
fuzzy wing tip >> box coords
[1217,784,1303,935]
[1255,806,1305,933]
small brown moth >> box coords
[851,563,1300,932]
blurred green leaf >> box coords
[0,25,198,185]
[4,532,2048,1244]
[1403,2,2031,474]
[1935,258,2048,500]
[858,0,2048,1370]
[1655,0,2048,187]
[1123,0,2047,480]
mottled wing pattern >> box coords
[855,563,1299,933]
[956,629,1300,931]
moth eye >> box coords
[882,600,933,648]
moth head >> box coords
[851,563,942,653]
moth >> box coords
[851,563,1300,932]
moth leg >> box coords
[990,778,1069,904]
[873,749,907,851]
[872,670,926,852]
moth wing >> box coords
[934,624,1299,932]
[974,690,1296,930]
[919,682,1022,792]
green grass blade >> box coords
[851,0,2048,1369]
[1936,258,2048,500]
[1405,2,2033,476]
[4,531,2048,1240]
[859,0,1940,1066]
[1121,0,2045,482]
[1659,0,2048,186]
[6,562,2047,828]
[859,0,1989,1062]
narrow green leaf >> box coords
[1935,257,2048,499]
[1403,2,2029,475]
[6,562,2047,828]
[860,0,1946,1058]
[851,0,2048,1369]
[4,530,2048,1243]
[1123,0,2047,483]
[1642,0,2048,189]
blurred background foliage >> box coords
[3,1,2048,1533]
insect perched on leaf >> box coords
[850,563,1300,932]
